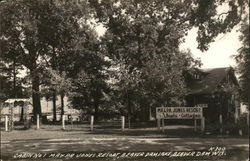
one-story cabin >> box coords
[148,67,240,124]
[185,67,240,124]
[0,96,81,122]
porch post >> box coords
[234,109,238,124]
[247,114,249,126]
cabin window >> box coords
[194,74,201,80]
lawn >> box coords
[0,124,249,161]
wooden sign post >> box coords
[121,116,125,131]
[62,115,65,130]
[5,115,8,131]
[194,119,197,132]
[157,119,161,131]
[90,115,94,131]
[36,114,40,130]
[161,119,165,132]
[201,117,205,132]
[70,116,73,129]
[219,114,223,134]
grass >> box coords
[1,121,249,141]
[0,124,249,161]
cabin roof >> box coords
[187,67,237,95]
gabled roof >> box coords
[187,67,237,95]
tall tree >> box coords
[89,0,247,120]
[68,28,110,121]
[36,0,89,122]
[235,16,249,109]
[0,38,26,100]
[41,68,73,120]
[0,0,90,120]
[1,0,43,118]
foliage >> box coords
[0,0,247,122]
[88,0,246,120]
[235,16,249,108]
[65,27,110,118]
[0,59,27,101]
[0,61,13,101]
[90,0,247,51]
[0,0,92,117]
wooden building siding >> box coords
[186,67,240,124]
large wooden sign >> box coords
[156,107,203,119]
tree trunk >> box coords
[93,98,99,121]
[52,47,57,122]
[52,91,57,122]
[31,71,42,122]
[127,90,132,126]
[60,93,65,121]
[248,89,250,110]
[13,59,16,98]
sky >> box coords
[180,27,242,69]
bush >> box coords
[223,116,249,135]
[205,116,249,136]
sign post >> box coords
[5,115,8,131]
[90,115,94,131]
[161,119,165,132]
[157,119,161,131]
[70,116,73,129]
[62,115,65,130]
[201,117,205,132]
[121,116,125,131]
[194,119,197,132]
[219,114,223,134]
[36,114,40,130]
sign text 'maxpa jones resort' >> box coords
[156,107,203,119]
